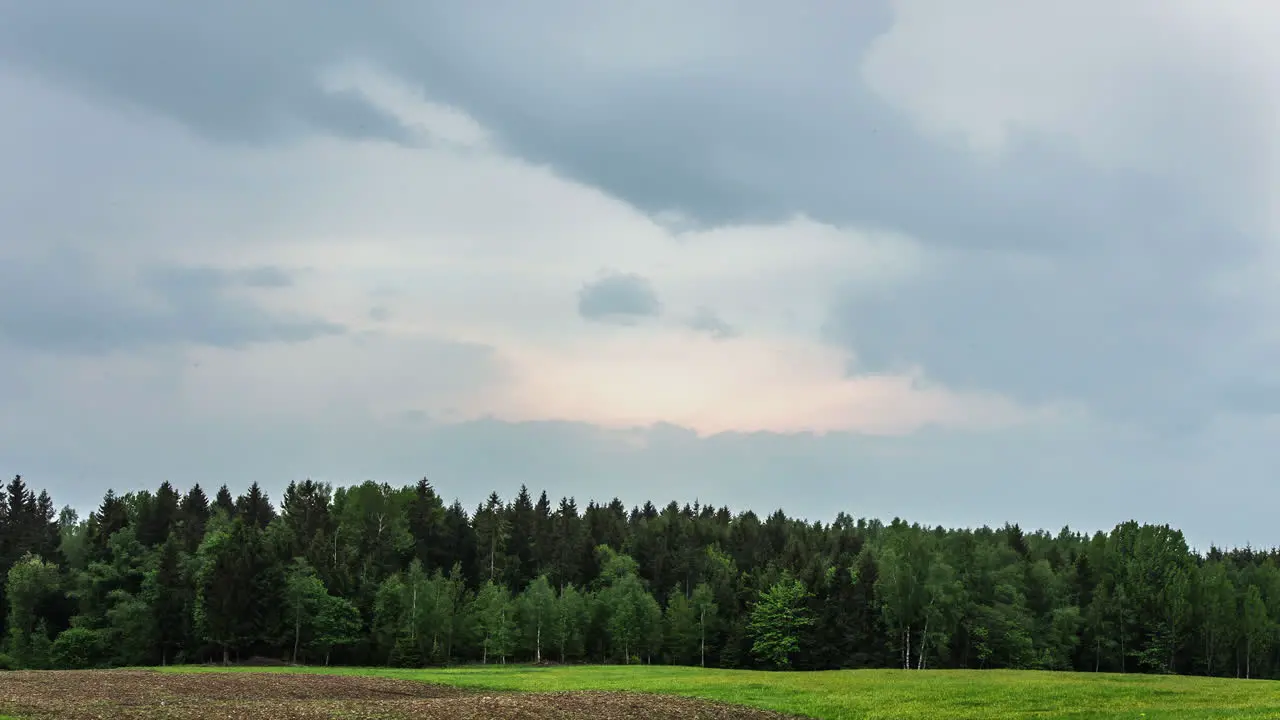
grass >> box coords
[164,663,1280,719]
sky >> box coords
[2,1,1279,551]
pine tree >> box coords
[213,485,235,518]
[508,485,537,590]
[236,482,276,530]
[146,534,188,665]
[405,478,446,573]
[179,485,210,553]
[473,493,509,584]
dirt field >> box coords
[0,669,797,719]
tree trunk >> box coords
[325,649,331,666]
[903,627,911,670]
[700,609,706,668]
[293,602,302,664]
[917,617,930,670]
[222,647,229,666]
[536,619,542,664]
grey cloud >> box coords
[828,243,1249,422]
[0,253,343,353]
[5,0,1280,552]
[577,272,661,325]
[688,306,739,340]
[0,2,413,145]
[3,1,1268,425]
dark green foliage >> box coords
[4,473,1280,678]
[235,482,276,530]
[212,485,235,518]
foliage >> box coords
[748,576,813,668]
[5,473,1280,681]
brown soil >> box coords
[0,669,797,719]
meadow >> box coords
[166,664,1280,719]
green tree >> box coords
[551,584,589,662]
[312,593,362,665]
[519,574,557,663]
[106,589,155,665]
[664,586,698,665]
[4,554,61,668]
[691,582,718,668]
[471,580,516,664]
[145,534,188,665]
[597,549,658,664]
[284,559,328,663]
[747,575,813,669]
[1241,584,1270,680]
[1198,561,1236,675]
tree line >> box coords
[1,474,1279,677]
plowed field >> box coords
[0,669,796,719]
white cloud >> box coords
[862,0,1280,198]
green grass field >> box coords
[165,664,1280,719]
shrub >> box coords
[51,627,106,669]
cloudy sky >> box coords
[2,1,1278,550]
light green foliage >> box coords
[1196,561,1236,675]
[284,559,329,663]
[663,586,697,665]
[372,573,408,662]
[106,589,156,665]
[192,524,238,662]
[418,566,466,663]
[517,574,556,663]
[1240,584,1270,679]
[312,593,361,665]
[690,582,718,668]
[4,554,60,667]
[550,583,588,662]
[596,547,662,663]
[747,575,813,669]
[332,481,414,585]
[470,580,516,664]
[50,626,105,669]
[165,665,1280,720]
[389,560,467,665]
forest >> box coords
[1,474,1278,678]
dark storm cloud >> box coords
[0,253,344,353]
[577,272,662,325]
[0,0,1272,424]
